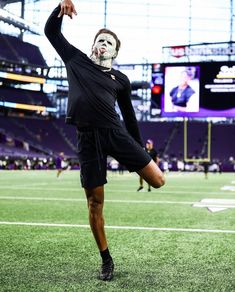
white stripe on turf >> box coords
[0,196,195,204]
[0,221,234,234]
[0,186,234,196]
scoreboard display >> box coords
[151,61,235,117]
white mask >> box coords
[91,33,117,68]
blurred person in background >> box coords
[137,139,159,192]
[56,152,65,177]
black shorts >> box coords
[77,127,151,189]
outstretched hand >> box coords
[58,0,77,19]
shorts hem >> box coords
[82,180,107,189]
[128,157,151,173]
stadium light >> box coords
[0,71,45,84]
[0,100,57,113]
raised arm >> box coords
[44,0,78,63]
[117,79,143,147]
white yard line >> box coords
[0,186,234,196]
[0,183,229,190]
[193,204,235,208]
[0,221,234,234]
[0,196,194,205]
[221,186,235,191]
[193,199,235,211]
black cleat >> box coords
[137,186,144,192]
[148,188,151,192]
[99,259,114,281]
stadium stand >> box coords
[0,115,77,157]
[0,143,45,158]
[0,33,47,67]
[1,114,234,167]
[0,34,18,63]
[157,122,208,160]
[139,121,234,167]
[53,118,77,149]
[0,87,53,107]
[138,122,175,156]
[185,122,208,159]
[211,124,235,162]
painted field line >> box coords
[0,221,234,234]
[194,199,235,208]
[0,186,233,196]
[0,186,80,191]
[0,196,194,205]
[193,204,235,209]
[8,184,235,191]
[108,184,221,189]
[221,186,235,191]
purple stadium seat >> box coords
[0,33,47,67]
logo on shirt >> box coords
[111,74,116,80]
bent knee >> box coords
[152,173,165,188]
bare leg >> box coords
[85,186,107,251]
[85,186,114,281]
[57,169,62,177]
[137,160,165,188]
[137,176,144,191]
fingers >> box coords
[73,7,78,16]
[58,3,78,19]
[73,8,78,16]
[94,48,101,58]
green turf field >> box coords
[0,170,234,291]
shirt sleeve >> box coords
[117,77,144,147]
[44,5,78,63]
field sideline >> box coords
[0,170,235,291]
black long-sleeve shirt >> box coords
[44,5,143,146]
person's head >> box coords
[146,139,153,149]
[179,70,191,87]
[91,28,121,61]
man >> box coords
[203,161,209,179]
[170,70,195,111]
[137,139,159,192]
[45,0,165,281]
[56,152,65,178]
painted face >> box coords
[92,33,117,60]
